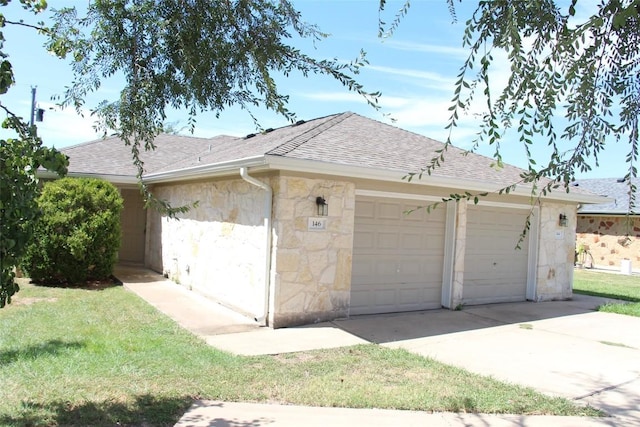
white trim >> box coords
[265,156,607,204]
[526,206,540,301]
[143,156,267,183]
[38,170,139,185]
[472,200,534,210]
[441,201,457,308]
[355,189,442,202]
[139,154,606,204]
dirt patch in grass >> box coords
[12,297,58,306]
[272,352,321,364]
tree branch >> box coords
[4,19,48,32]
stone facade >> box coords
[270,175,356,327]
[577,214,640,272]
[142,173,579,328]
[144,174,356,328]
[536,202,576,300]
[146,178,269,319]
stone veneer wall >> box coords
[535,202,576,300]
[577,215,640,272]
[145,178,269,319]
[270,175,356,328]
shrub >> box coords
[22,177,123,284]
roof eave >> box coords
[265,156,608,204]
[136,154,606,205]
[578,210,638,215]
[37,170,139,185]
[142,155,267,183]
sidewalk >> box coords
[114,265,624,427]
[175,401,615,427]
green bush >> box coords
[22,177,123,284]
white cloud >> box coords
[26,101,103,148]
[0,100,102,148]
[366,65,453,86]
[299,91,370,104]
[382,40,468,58]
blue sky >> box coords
[0,0,622,178]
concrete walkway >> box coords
[174,401,615,427]
[115,265,638,426]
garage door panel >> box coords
[353,230,375,249]
[351,196,446,315]
[351,259,374,280]
[464,206,529,305]
[397,259,422,276]
[356,200,376,218]
[378,203,403,219]
[379,232,400,248]
[376,260,398,278]
[463,283,525,303]
[403,207,426,221]
[464,258,527,273]
[399,288,420,304]
[401,233,423,249]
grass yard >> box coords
[1,280,600,426]
[573,269,640,317]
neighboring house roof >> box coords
[573,178,639,215]
[55,111,605,203]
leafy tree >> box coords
[0,0,379,305]
[21,177,123,285]
[47,0,380,214]
[381,0,639,204]
[0,0,68,307]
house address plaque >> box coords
[308,217,327,231]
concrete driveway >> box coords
[117,266,639,424]
[334,295,640,423]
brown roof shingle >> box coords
[62,111,530,188]
[63,133,226,177]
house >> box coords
[53,112,605,328]
[572,178,639,272]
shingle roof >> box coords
[573,178,639,214]
[62,133,226,177]
[61,111,579,193]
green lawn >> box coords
[0,280,600,426]
[573,269,640,316]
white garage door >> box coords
[463,205,529,305]
[351,197,446,315]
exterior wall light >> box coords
[559,213,568,227]
[316,196,328,216]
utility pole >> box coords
[30,86,36,126]
[29,86,45,125]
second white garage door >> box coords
[350,197,446,315]
[463,205,530,305]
